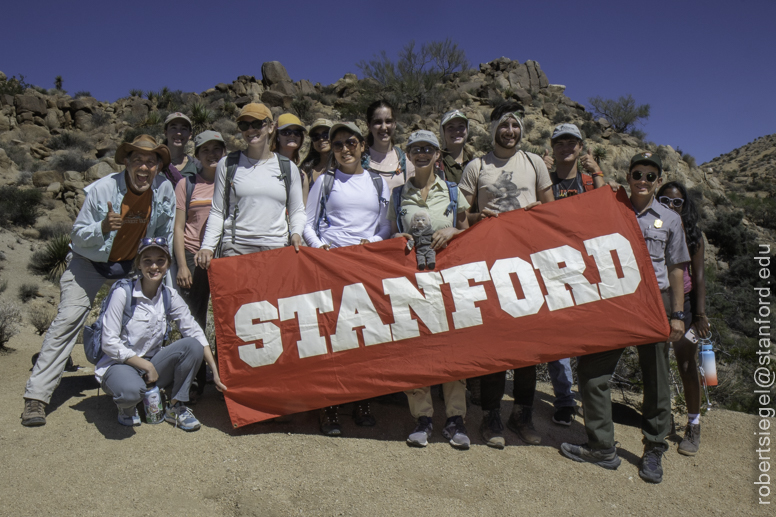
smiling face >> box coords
[195,141,226,171]
[660,186,685,215]
[124,150,161,193]
[331,128,364,171]
[552,137,583,164]
[138,248,169,283]
[407,142,440,172]
[443,119,468,148]
[310,128,331,153]
[278,126,303,153]
[494,118,521,150]
[165,120,192,150]
[369,107,395,146]
[240,116,273,148]
[627,164,662,201]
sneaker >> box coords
[639,443,667,483]
[480,409,505,449]
[407,416,433,447]
[442,415,470,450]
[507,405,542,445]
[553,406,575,426]
[352,401,376,427]
[319,406,342,437]
[164,402,201,432]
[560,443,621,470]
[21,398,47,427]
[117,405,141,427]
[678,423,701,456]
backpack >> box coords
[314,170,386,239]
[392,180,460,234]
[216,151,292,256]
[82,278,173,365]
[361,146,407,181]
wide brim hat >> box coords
[115,134,171,167]
[236,103,273,122]
[329,122,363,140]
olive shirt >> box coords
[387,175,470,232]
[439,148,474,184]
[634,197,691,291]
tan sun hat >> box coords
[115,134,171,167]
[308,118,333,133]
[236,103,273,122]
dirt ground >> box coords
[0,228,772,517]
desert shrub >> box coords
[91,109,111,127]
[18,283,40,303]
[47,131,93,152]
[190,101,214,132]
[588,94,650,134]
[0,74,32,96]
[74,91,92,98]
[580,121,601,138]
[222,101,237,117]
[522,118,535,134]
[629,129,647,142]
[16,171,33,186]
[682,152,697,168]
[291,98,313,124]
[50,151,96,172]
[539,129,552,140]
[29,233,71,282]
[28,305,56,336]
[0,301,22,349]
[728,194,776,231]
[592,146,608,162]
[157,88,184,111]
[0,186,41,227]
[129,88,143,97]
[212,117,237,136]
[37,221,72,240]
[0,279,7,294]
[143,111,163,127]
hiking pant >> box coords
[25,253,117,404]
[511,359,577,409]
[406,380,467,419]
[477,371,506,412]
[577,291,672,450]
[101,338,203,409]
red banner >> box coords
[209,188,668,428]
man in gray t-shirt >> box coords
[561,152,690,485]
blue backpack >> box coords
[391,180,459,234]
[83,278,173,364]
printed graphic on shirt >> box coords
[485,170,530,212]
[551,173,586,199]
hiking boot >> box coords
[442,415,470,450]
[678,423,701,456]
[352,401,376,427]
[21,398,46,427]
[319,406,341,437]
[117,405,141,427]
[560,443,621,470]
[507,405,542,445]
[639,443,668,483]
[164,402,201,432]
[407,416,433,447]
[480,409,505,449]
[552,406,575,426]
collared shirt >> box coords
[95,280,209,382]
[439,148,474,184]
[633,197,691,290]
[388,175,470,232]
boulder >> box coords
[1,94,14,107]
[74,111,93,131]
[297,79,316,96]
[70,96,97,112]
[525,60,540,90]
[598,118,611,129]
[508,67,531,90]
[510,87,533,106]
[0,148,18,172]
[260,90,293,109]
[234,96,252,107]
[56,97,71,111]
[233,82,247,96]
[45,109,61,130]
[494,75,510,91]
[215,83,229,92]
[270,81,298,96]
[46,182,61,193]
[85,161,114,182]
[131,101,149,121]
[63,170,84,182]
[14,95,47,116]
[94,138,117,158]
[17,111,36,124]
[261,61,291,85]
[547,84,566,94]
[32,170,64,188]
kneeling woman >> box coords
[95,238,226,430]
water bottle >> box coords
[142,384,165,424]
[699,343,718,387]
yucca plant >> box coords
[190,101,215,132]
[28,233,71,283]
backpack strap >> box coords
[367,171,387,206]
[220,151,241,250]
[443,180,459,220]
[184,175,196,222]
[275,153,292,202]
[119,278,136,347]
[161,284,173,344]
[394,146,407,181]
[391,185,405,234]
[314,171,336,239]
[580,172,595,192]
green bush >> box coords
[0,186,41,227]
[681,152,697,168]
[190,101,214,132]
[728,194,776,230]
[18,283,40,303]
[588,94,650,134]
[50,151,96,172]
[0,301,22,349]
[91,109,111,127]
[37,221,72,240]
[0,74,31,96]
[47,131,93,152]
[29,233,71,282]
[129,89,143,97]
[593,146,608,162]
[74,91,92,98]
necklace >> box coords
[244,154,271,168]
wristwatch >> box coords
[670,311,685,321]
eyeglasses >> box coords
[331,137,360,152]
[139,237,168,247]
[237,118,270,131]
[310,131,330,142]
[409,146,437,155]
[659,196,684,208]
[279,129,303,138]
[630,170,658,183]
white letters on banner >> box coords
[233,233,642,367]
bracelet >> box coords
[694,313,707,318]
[590,172,604,177]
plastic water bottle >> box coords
[142,385,165,424]
[699,343,718,387]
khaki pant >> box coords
[405,380,467,419]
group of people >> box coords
[19,98,710,485]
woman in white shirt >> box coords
[361,99,415,192]
[195,103,305,268]
[97,237,225,430]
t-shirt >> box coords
[108,183,153,262]
[550,172,587,199]
[366,147,415,192]
[458,150,552,214]
[303,169,391,248]
[174,174,215,254]
[388,175,470,233]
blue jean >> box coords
[548,358,576,408]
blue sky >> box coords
[1,0,773,164]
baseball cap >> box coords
[406,130,440,149]
[164,112,192,129]
[194,130,225,151]
[236,103,273,122]
[551,123,582,142]
[629,152,663,175]
[308,118,333,133]
[277,113,305,130]
[329,122,363,140]
[136,237,171,262]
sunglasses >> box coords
[310,131,330,142]
[630,170,658,183]
[279,129,303,138]
[139,237,168,247]
[659,196,685,208]
[409,146,437,155]
[332,137,360,152]
[237,118,270,131]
